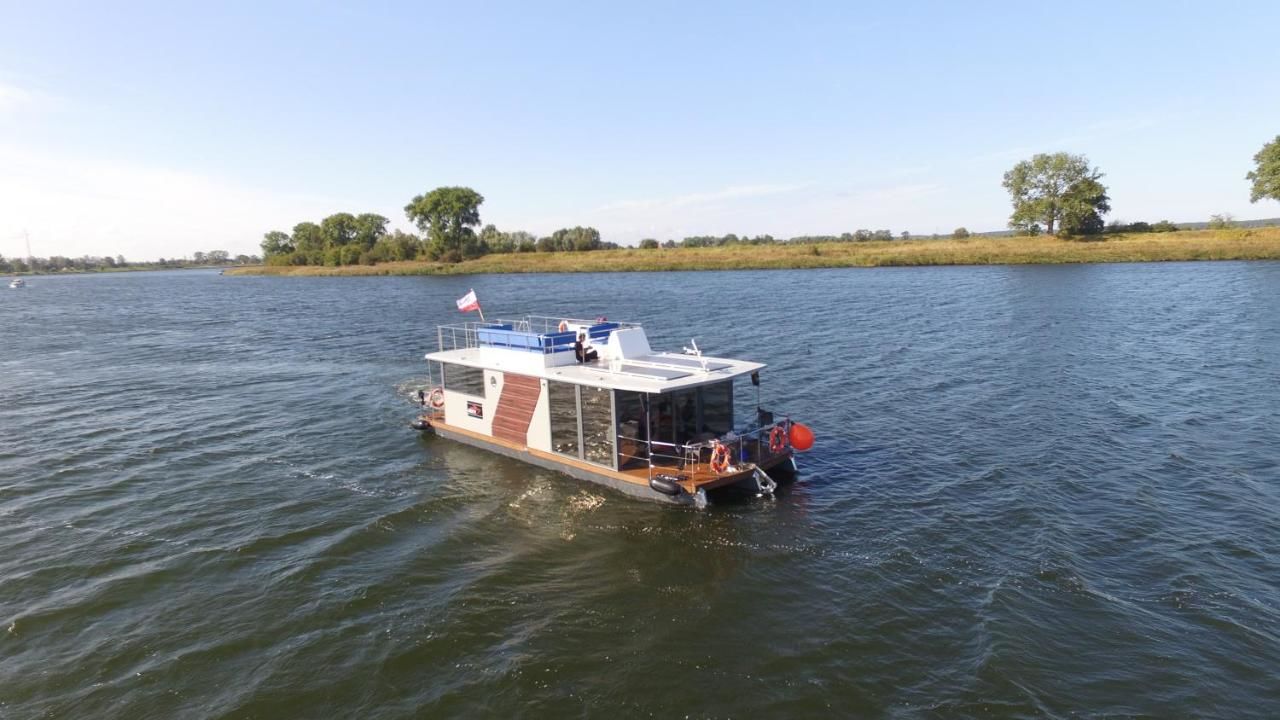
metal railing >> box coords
[437,322,487,352]
[520,315,642,334]
[435,316,642,353]
[617,416,792,480]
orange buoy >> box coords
[788,422,814,451]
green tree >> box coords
[952,227,970,239]
[1208,213,1235,230]
[900,231,910,241]
[479,224,515,253]
[569,226,601,251]
[352,213,389,251]
[1002,153,1110,236]
[639,238,659,249]
[261,231,293,257]
[404,187,485,262]
[507,231,536,253]
[292,222,326,264]
[1247,135,1280,204]
[340,244,363,265]
[320,213,358,249]
[384,230,421,261]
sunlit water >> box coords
[2,264,1278,718]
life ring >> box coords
[427,387,445,408]
[769,425,787,454]
[558,320,569,332]
[709,442,731,474]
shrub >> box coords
[952,227,970,239]
[1152,220,1179,232]
[639,238,659,249]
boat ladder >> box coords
[753,466,777,497]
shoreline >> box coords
[227,227,1280,277]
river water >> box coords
[1,264,1278,718]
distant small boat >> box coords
[8,278,25,289]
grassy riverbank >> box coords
[227,227,1280,276]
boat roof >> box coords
[425,347,763,393]
[423,315,764,393]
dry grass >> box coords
[227,227,1280,277]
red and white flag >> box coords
[456,289,480,313]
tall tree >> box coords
[1002,153,1110,235]
[1247,135,1280,204]
[479,224,514,253]
[292,221,326,263]
[261,230,293,257]
[404,187,485,262]
[507,231,536,253]
[320,212,358,248]
[352,213,389,251]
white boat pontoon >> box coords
[415,315,813,507]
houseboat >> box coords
[9,277,25,289]
[414,314,814,507]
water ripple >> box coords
[1,265,1279,717]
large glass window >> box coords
[649,393,673,447]
[443,363,485,397]
[673,389,698,444]
[581,386,614,467]
[548,381,579,457]
[615,391,648,469]
[699,381,734,436]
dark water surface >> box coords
[2,264,1279,718]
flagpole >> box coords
[477,302,485,323]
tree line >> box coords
[261,134,1280,265]
[261,187,622,266]
[2,250,256,274]
[1000,134,1278,237]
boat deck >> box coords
[422,414,788,497]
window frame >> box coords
[442,363,486,398]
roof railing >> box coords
[435,315,642,353]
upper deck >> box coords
[424,315,764,394]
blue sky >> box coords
[2,0,1278,259]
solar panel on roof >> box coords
[636,355,731,371]
[616,364,691,380]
